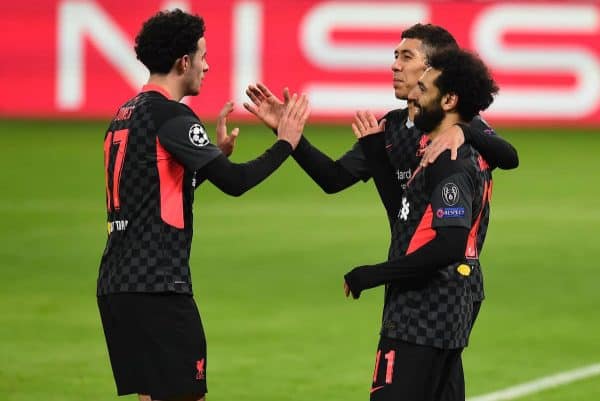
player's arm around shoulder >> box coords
[463,117,519,170]
[420,118,519,171]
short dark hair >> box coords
[401,23,459,62]
[135,9,205,74]
[428,49,499,121]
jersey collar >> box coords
[141,84,173,100]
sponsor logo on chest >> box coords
[396,168,412,181]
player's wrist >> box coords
[275,138,295,152]
[344,268,365,299]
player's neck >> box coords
[146,75,183,101]
[428,115,462,141]
[407,100,416,121]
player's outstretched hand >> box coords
[420,124,465,167]
[216,101,239,157]
[244,83,290,130]
[351,110,385,139]
[277,93,310,149]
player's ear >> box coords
[442,92,458,112]
[174,55,189,74]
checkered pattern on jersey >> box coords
[381,264,475,349]
[383,109,423,189]
[468,262,484,302]
[97,92,195,295]
[378,143,489,348]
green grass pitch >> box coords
[0,119,599,400]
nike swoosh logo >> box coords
[370,385,385,394]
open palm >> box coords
[244,83,289,130]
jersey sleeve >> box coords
[428,153,474,229]
[337,141,371,182]
[198,140,293,196]
[156,114,222,171]
[290,136,367,194]
[343,226,469,299]
[462,117,519,170]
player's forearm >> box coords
[202,140,292,196]
[461,122,519,170]
[292,136,360,193]
[358,133,402,221]
[344,226,468,299]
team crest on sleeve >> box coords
[442,183,460,206]
[189,124,209,147]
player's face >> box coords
[184,37,209,96]
[391,38,428,100]
[409,68,445,132]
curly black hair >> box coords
[428,49,499,121]
[135,9,205,74]
[401,23,458,62]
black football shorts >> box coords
[97,293,207,399]
[369,336,463,401]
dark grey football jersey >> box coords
[379,127,492,348]
[97,86,221,295]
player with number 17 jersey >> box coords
[99,85,224,295]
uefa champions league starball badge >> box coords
[189,124,209,147]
